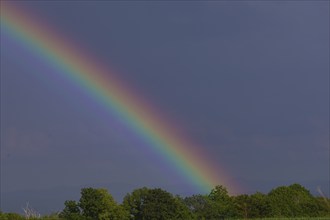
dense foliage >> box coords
[1,183,329,219]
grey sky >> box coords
[1,1,329,213]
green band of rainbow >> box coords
[1,2,238,194]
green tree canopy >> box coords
[208,185,236,218]
[184,194,218,220]
[234,192,271,218]
[123,187,193,220]
[79,188,113,219]
[59,187,129,220]
[59,200,81,220]
[3,183,330,219]
[268,183,319,217]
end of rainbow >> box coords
[1,2,240,194]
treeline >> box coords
[1,183,329,219]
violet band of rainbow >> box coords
[1,2,239,194]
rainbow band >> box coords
[1,2,237,193]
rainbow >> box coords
[1,2,238,194]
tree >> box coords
[98,204,129,220]
[59,187,130,220]
[79,188,113,219]
[59,200,82,220]
[234,194,250,218]
[208,185,236,218]
[249,192,271,217]
[79,188,129,220]
[123,187,149,219]
[173,195,197,220]
[123,187,192,220]
[268,183,319,217]
[234,192,271,218]
[315,196,330,217]
[209,185,230,202]
[184,194,217,220]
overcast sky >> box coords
[1,0,329,213]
